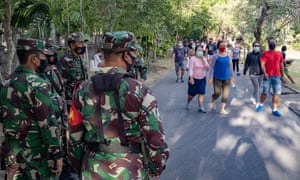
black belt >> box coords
[88,142,141,154]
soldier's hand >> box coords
[51,158,63,177]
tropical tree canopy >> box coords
[1,0,300,80]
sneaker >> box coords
[237,72,240,76]
[272,110,281,117]
[256,104,263,112]
[250,97,256,105]
[176,79,179,83]
[186,103,191,110]
[210,102,216,111]
[220,109,229,115]
[181,79,184,83]
[232,83,236,88]
[198,107,207,113]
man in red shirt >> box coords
[256,37,285,117]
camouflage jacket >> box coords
[0,66,63,177]
[45,65,65,97]
[41,67,68,129]
[59,52,88,101]
[68,67,169,179]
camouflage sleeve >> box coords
[59,56,69,83]
[67,86,85,173]
[34,85,63,160]
[139,87,169,176]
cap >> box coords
[17,38,54,55]
[68,32,89,42]
[44,38,61,52]
[102,31,142,51]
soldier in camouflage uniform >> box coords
[0,39,63,179]
[44,48,76,180]
[59,32,88,107]
[44,47,68,126]
[67,31,169,179]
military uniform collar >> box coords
[15,65,36,74]
[67,51,81,58]
[98,66,127,75]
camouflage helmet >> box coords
[102,31,142,51]
[16,38,54,55]
[44,38,61,52]
[68,32,89,43]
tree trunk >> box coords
[153,33,157,62]
[1,1,15,81]
[254,5,268,42]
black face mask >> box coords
[75,46,86,55]
[38,59,48,73]
[47,55,58,65]
[123,51,137,72]
[269,43,276,50]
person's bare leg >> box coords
[272,94,279,110]
[198,95,206,112]
[188,95,193,103]
[186,95,193,109]
[221,102,226,112]
[181,70,185,80]
[260,93,267,104]
[198,95,204,107]
[288,75,295,84]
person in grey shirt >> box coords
[172,41,188,83]
[231,44,241,76]
[243,41,264,106]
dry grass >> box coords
[286,50,300,91]
[143,58,173,87]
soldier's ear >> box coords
[30,54,39,66]
[123,51,132,63]
[70,42,75,49]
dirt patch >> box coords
[143,58,173,87]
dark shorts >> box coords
[188,77,206,96]
[175,62,185,71]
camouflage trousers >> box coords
[80,151,148,180]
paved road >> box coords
[152,69,300,180]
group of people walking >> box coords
[0,31,169,179]
[173,37,290,117]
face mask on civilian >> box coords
[196,51,204,57]
[253,47,260,52]
[219,47,226,52]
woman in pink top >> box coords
[186,45,210,113]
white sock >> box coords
[273,108,278,112]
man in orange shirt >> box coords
[256,37,285,117]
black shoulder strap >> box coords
[114,89,128,146]
[91,73,128,146]
[45,70,61,95]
